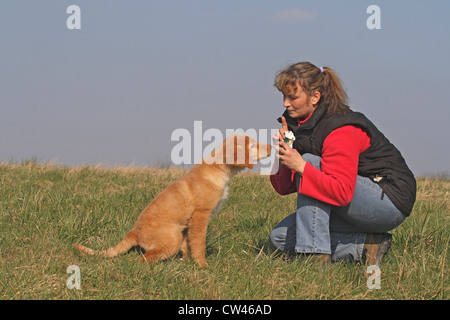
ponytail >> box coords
[274,62,349,115]
[321,67,349,115]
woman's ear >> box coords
[311,91,321,105]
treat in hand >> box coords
[284,131,296,148]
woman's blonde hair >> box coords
[274,62,349,115]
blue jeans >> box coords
[270,154,407,262]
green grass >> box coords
[0,160,448,300]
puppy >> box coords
[74,134,271,267]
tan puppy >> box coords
[74,135,271,267]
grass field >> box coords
[0,161,448,300]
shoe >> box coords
[362,233,392,265]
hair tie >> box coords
[319,66,324,73]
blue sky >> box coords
[1,0,449,176]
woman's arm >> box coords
[298,125,370,206]
[270,164,297,195]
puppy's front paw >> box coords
[195,258,207,268]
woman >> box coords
[270,62,416,265]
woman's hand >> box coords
[272,116,307,175]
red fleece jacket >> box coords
[270,124,371,206]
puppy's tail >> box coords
[73,230,138,258]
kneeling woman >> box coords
[270,62,416,265]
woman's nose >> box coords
[283,97,291,108]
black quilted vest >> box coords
[279,104,416,216]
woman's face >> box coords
[282,83,320,120]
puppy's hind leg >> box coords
[140,226,184,264]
